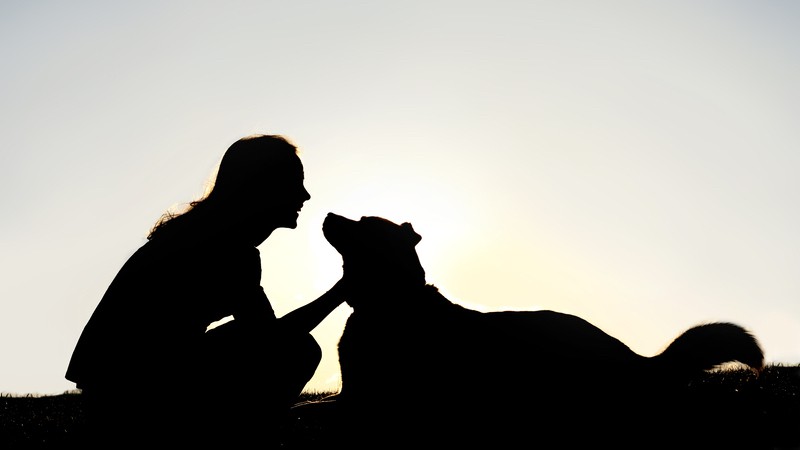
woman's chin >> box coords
[279,217,299,229]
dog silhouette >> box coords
[322,212,765,447]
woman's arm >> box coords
[277,278,348,334]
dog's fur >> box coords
[323,213,765,446]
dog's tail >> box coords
[651,322,764,380]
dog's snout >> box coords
[324,212,354,229]
[323,213,353,244]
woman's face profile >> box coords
[245,154,311,241]
[272,155,311,229]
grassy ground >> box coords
[2,365,798,449]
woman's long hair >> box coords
[147,134,299,240]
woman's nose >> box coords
[302,186,311,201]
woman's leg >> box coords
[202,320,322,447]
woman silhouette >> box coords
[66,134,346,447]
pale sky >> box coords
[2,1,798,396]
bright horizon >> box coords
[2,1,798,396]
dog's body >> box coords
[322,213,765,446]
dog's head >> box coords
[323,213,426,307]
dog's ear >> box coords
[401,222,422,246]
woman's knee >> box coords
[301,333,322,363]
[283,332,321,376]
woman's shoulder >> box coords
[152,234,258,259]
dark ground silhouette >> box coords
[2,367,798,449]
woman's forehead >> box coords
[259,152,303,173]
[261,155,304,183]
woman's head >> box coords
[210,134,307,202]
[149,134,311,244]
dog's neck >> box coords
[347,283,456,314]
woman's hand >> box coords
[278,276,349,334]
